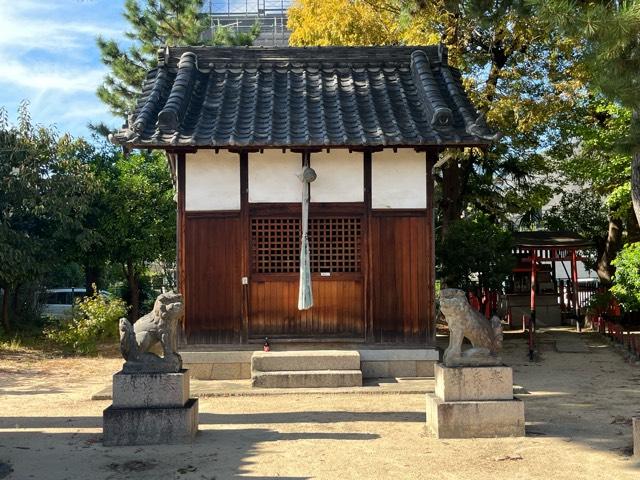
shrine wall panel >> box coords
[248,150,301,203]
[185,151,240,211]
[309,151,364,203]
[370,214,432,342]
[184,214,242,343]
[371,150,426,209]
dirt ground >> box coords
[1,328,640,480]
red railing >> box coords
[597,318,640,360]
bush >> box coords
[44,289,127,354]
[611,242,640,312]
[438,214,514,290]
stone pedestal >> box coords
[426,364,525,438]
[103,369,198,446]
[633,417,640,458]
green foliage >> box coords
[585,289,614,317]
[536,1,640,114]
[611,242,640,312]
[0,103,95,330]
[212,22,261,46]
[542,191,608,271]
[97,0,208,117]
[548,99,631,199]
[438,214,515,290]
[86,147,176,319]
[543,191,609,241]
[289,0,581,224]
[99,150,175,266]
[98,0,260,118]
[44,289,127,354]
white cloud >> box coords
[0,54,105,93]
[0,1,125,136]
[0,6,122,53]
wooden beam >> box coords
[177,153,187,341]
[426,149,437,345]
[240,151,250,343]
[363,150,373,342]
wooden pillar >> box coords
[240,151,249,343]
[426,149,437,344]
[363,150,373,342]
[176,152,187,342]
[571,248,581,331]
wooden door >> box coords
[183,213,243,343]
[248,208,365,339]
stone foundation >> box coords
[426,364,525,438]
[103,398,198,446]
[434,363,513,401]
[112,370,190,408]
[182,348,439,380]
[103,369,198,446]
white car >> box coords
[41,288,91,320]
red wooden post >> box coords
[571,249,580,332]
[530,248,537,328]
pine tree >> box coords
[537,1,640,224]
[97,0,260,118]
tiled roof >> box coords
[111,46,499,149]
[513,231,595,248]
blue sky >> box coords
[0,0,128,138]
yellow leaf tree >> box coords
[288,0,585,236]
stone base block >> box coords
[634,417,640,458]
[103,398,198,446]
[435,364,513,402]
[251,350,361,372]
[252,370,362,388]
[426,393,525,438]
[112,370,189,408]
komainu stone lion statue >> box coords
[119,292,184,373]
[439,288,503,367]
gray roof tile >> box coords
[112,46,499,149]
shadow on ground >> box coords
[1,424,380,479]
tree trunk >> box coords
[12,284,20,318]
[596,217,623,285]
[439,154,475,240]
[1,286,10,333]
[84,264,102,296]
[440,159,465,240]
[627,206,640,243]
[125,260,140,323]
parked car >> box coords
[41,288,108,320]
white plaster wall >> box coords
[185,150,240,211]
[310,151,363,203]
[372,149,426,209]
[249,150,302,203]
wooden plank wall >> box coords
[183,213,243,343]
[249,277,363,338]
[177,149,436,344]
[370,213,430,343]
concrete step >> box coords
[251,350,360,372]
[252,370,363,388]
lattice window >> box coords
[251,217,361,273]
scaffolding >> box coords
[207,0,291,46]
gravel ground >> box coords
[1,328,639,479]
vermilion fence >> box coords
[594,317,640,360]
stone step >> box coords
[251,350,360,372]
[252,370,363,388]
